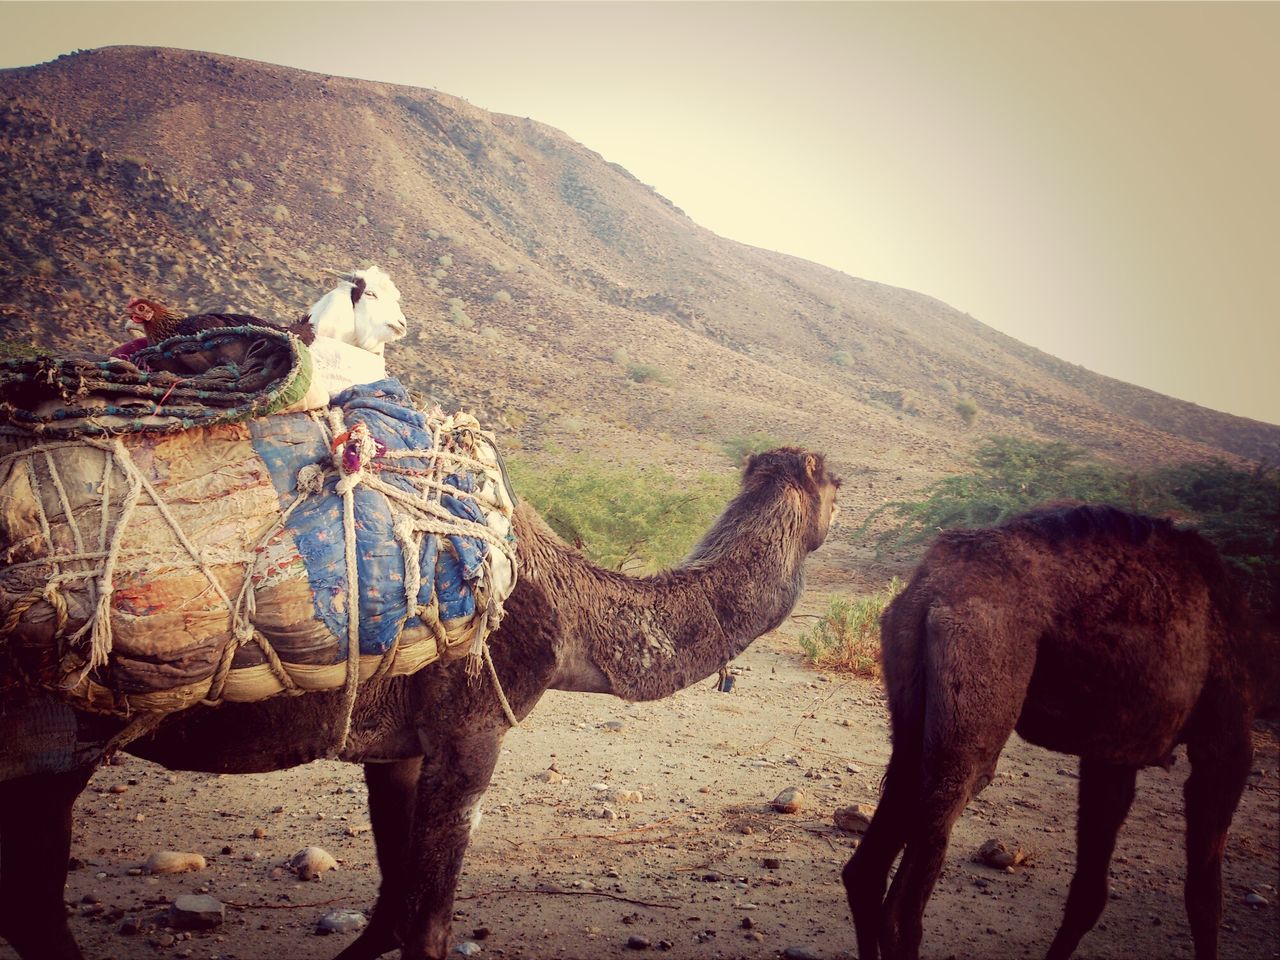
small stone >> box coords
[763,858,782,870]
[741,916,755,929]
[472,926,491,940]
[656,940,673,951]
[535,769,564,784]
[454,942,481,957]
[317,909,367,935]
[144,851,206,875]
[109,783,129,794]
[976,839,1025,869]
[782,948,819,960]
[746,931,765,942]
[602,720,626,733]
[613,789,644,804]
[119,916,142,935]
[626,933,651,949]
[252,827,268,839]
[833,803,875,833]
[290,846,338,880]
[1245,892,1269,907]
[168,894,224,930]
[771,787,804,814]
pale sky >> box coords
[3,2,1277,425]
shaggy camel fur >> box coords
[0,447,839,960]
[843,504,1278,960]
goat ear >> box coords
[350,277,367,306]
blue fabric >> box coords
[247,380,489,660]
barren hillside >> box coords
[2,45,1276,528]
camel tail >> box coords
[877,578,930,791]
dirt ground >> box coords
[4,554,1277,960]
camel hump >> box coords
[1003,503,1172,545]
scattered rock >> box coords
[534,768,564,784]
[626,933,651,949]
[833,803,875,833]
[168,894,224,930]
[601,720,626,733]
[108,783,129,794]
[762,858,782,870]
[613,789,644,804]
[1246,892,1269,907]
[975,840,1026,870]
[782,947,819,960]
[144,851,206,875]
[771,787,804,814]
[314,909,366,935]
[289,846,338,880]
[454,941,482,956]
[118,916,142,936]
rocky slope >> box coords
[2,46,1276,526]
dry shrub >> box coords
[799,578,906,678]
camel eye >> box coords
[365,291,378,299]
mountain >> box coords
[2,46,1276,527]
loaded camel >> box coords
[0,447,841,960]
[843,504,1278,960]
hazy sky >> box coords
[3,2,1277,425]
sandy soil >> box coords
[3,563,1277,960]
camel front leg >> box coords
[334,757,423,960]
[398,734,503,960]
[0,765,96,960]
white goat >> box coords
[304,265,408,400]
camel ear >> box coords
[743,452,761,476]
[350,277,367,306]
[804,454,818,480]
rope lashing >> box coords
[0,401,519,732]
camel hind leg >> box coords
[843,736,922,960]
[1044,759,1138,960]
[878,607,1035,960]
[1182,694,1253,960]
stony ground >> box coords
[3,570,1277,960]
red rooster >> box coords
[125,298,316,347]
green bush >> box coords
[858,435,1279,616]
[506,455,736,573]
[799,579,906,677]
[954,395,978,424]
[721,432,780,467]
[625,362,668,385]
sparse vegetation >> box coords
[507,455,736,573]
[446,298,472,328]
[955,394,978,424]
[492,289,512,304]
[799,579,906,677]
[831,349,854,368]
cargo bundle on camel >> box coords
[0,268,518,753]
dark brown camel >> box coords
[843,504,1278,960]
[0,447,840,960]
